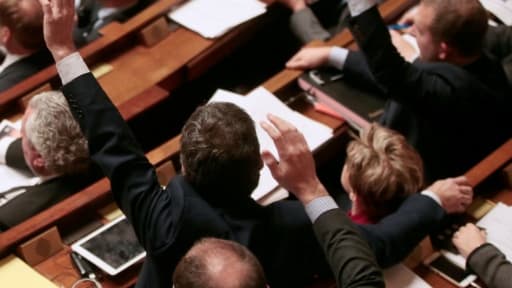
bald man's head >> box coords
[173,238,266,288]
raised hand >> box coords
[260,114,328,204]
[38,0,77,62]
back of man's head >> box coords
[173,238,267,288]
[23,91,89,176]
[422,0,487,57]
[0,0,44,51]
[345,124,424,221]
[180,102,262,204]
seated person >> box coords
[40,1,474,284]
[342,123,423,224]
[452,223,511,288]
[400,5,512,85]
[0,91,91,230]
[73,0,154,46]
[173,238,267,288]
[0,0,52,92]
[285,0,512,182]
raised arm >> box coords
[260,114,384,288]
[38,0,179,252]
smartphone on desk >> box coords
[424,251,477,287]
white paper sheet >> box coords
[384,264,432,288]
[477,202,512,262]
[209,87,333,200]
[168,0,266,38]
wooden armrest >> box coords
[465,138,512,187]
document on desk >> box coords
[479,0,512,25]
[0,255,58,287]
[383,264,432,288]
[209,87,333,200]
[476,202,512,261]
[168,0,267,38]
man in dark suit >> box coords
[0,91,91,230]
[286,0,512,182]
[39,1,474,286]
[73,0,154,46]
[0,0,52,92]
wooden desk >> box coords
[0,0,418,286]
[412,139,512,287]
[0,0,277,122]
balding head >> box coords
[173,238,266,288]
[0,0,44,52]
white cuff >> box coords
[305,195,339,223]
[56,52,90,85]
[421,189,442,206]
[347,0,378,16]
[328,47,349,70]
[0,136,17,164]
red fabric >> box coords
[347,210,374,224]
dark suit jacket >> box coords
[0,139,93,230]
[467,243,512,288]
[0,49,52,93]
[314,208,385,287]
[357,194,445,268]
[484,25,512,86]
[62,73,330,288]
[73,0,155,46]
[344,7,512,182]
[62,72,450,286]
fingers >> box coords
[453,175,470,186]
[261,150,279,173]
[267,114,297,133]
[286,54,305,69]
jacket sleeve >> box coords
[357,194,445,267]
[290,7,331,43]
[61,73,183,254]
[346,6,461,114]
[313,208,385,288]
[467,243,512,288]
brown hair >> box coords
[180,102,262,205]
[173,238,267,288]
[345,124,424,221]
[0,0,44,51]
[421,0,488,57]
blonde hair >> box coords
[345,124,424,221]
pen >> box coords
[387,23,412,31]
[71,251,97,279]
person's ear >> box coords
[32,155,46,171]
[438,42,450,61]
[0,26,11,45]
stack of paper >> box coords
[209,87,333,200]
[480,0,512,25]
[168,0,267,38]
[476,202,512,261]
[0,255,58,287]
